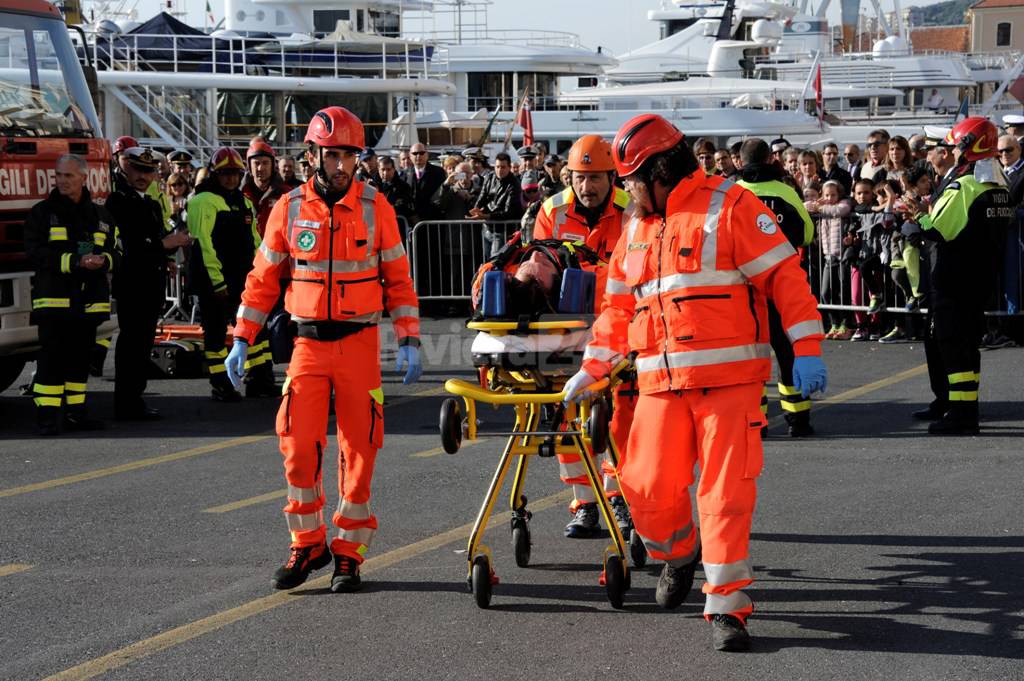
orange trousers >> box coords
[621,382,765,622]
[276,328,384,563]
[557,381,637,509]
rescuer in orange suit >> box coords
[531,134,638,541]
[226,106,422,593]
[564,114,827,652]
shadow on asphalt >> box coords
[799,400,1024,439]
[750,533,1024,658]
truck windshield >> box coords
[0,11,101,138]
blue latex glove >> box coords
[225,339,248,390]
[563,369,598,405]
[792,356,828,398]
[395,345,422,385]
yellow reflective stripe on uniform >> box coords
[949,390,979,401]
[49,227,67,241]
[738,241,797,279]
[85,302,111,313]
[65,394,86,405]
[93,231,105,245]
[208,364,227,374]
[96,338,112,348]
[65,382,87,392]
[369,387,384,405]
[780,399,811,412]
[703,558,753,587]
[948,371,979,384]
[249,341,269,353]
[635,343,771,373]
[244,355,269,369]
[60,253,73,273]
[32,298,70,309]
[205,349,228,359]
[34,397,63,407]
[786,319,823,343]
[33,383,64,395]
[776,383,802,396]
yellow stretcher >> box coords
[439,319,635,609]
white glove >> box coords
[563,370,598,404]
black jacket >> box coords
[823,165,853,194]
[473,172,524,222]
[24,187,115,322]
[403,163,446,221]
[379,175,416,226]
[105,172,170,305]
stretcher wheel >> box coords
[471,555,493,609]
[604,554,626,609]
[511,521,531,568]
[588,399,609,454]
[440,398,463,454]
[629,530,648,569]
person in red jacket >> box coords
[564,114,827,652]
[226,107,422,593]
[242,139,290,238]
[531,134,639,541]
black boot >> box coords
[785,412,815,438]
[37,409,61,437]
[710,614,752,652]
[912,400,947,421]
[928,403,979,436]
[64,409,105,432]
[272,542,331,590]
[655,547,700,609]
[330,554,363,593]
[211,375,243,402]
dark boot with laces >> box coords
[608,495,633,540]
[710,614,752,652]
[330,554,363,593]
[655,549,700,609]
[272,542,331,590]
[563,502,601,539]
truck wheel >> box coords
[0,356,28,393]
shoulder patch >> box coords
[756,213,777,235]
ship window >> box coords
[997,22,1011,47]
[848,98,869,108]
[313,10,350,34]
[357,10,365,32]
[878,96,897,108]
[275,10,286,26]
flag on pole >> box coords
[954,96,970,123]
[814,64,823,124]
[206,0,215,27]
[515,95,534,147]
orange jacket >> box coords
[582,172,822,393]
[235,178,419,345]
[533,186,633,311]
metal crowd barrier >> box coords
[408,220,521,300]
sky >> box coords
[123,0,956,57]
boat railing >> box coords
[83,30,445,81]
[404,28,586,49]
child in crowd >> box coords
[808,180,854,339]
[846,178,893,340]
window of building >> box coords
[997,22,1012,47]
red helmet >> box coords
[209,147,245,173]
[945,116,999,161]
[304,106,364,151]
[246,139,276,161]
[113,135,139,156]
[612,114,684,177]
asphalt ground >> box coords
[1,318,1022,680]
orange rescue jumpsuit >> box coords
[581,173,823,622]
[235,179,419,562]
[533,186,637,509]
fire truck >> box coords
[0,0,112,391]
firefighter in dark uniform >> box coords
[187,147,269,401]
[25,154,116,435]
[902,117,1013,435]
[106,147,192,420]
[736,138,818,437]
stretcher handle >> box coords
[466,320,589,332]
[444,376,613,404]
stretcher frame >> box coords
[440,319,633,609]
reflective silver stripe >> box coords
[338,526,376,546]
[606,277,630,295]
[703,558,753,587]
[285,509,324,531]
[292,256,379,273]
[238,305,268,325]
[389,305,419,319]
[348,310,384,324]
[635,269,746,299]
[603,475,619,493]
[737,241,796,279]
[583,344,621,363]
[704,590,753,616]
[361,184,377,252]
[287,483,323,504]
[572,484,597,503]
[636,521,694,555]
[380,243,405,262]
[551,189,570,208]
[558,460,586,481]
[699,180,733,274]
[337,500,372,521]
[626,215,640,243]
[551,204,569,239]
[786,319,824,343]
[635,343,771,373]
[259,242,288,265]
[286,191,302,245]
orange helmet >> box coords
[566,135,615,173]
[945,116,999,161]
[304,106,364,151]
[246,139,276,160]
[112,135,138,156]
[612,114,684,177]
[209,147,245,173]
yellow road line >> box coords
[411,438,487,459]
[0,564,33,578]
[0,435,271,500]
[766,363,927,428]
[202,490,287,514]
[45,489,573,681]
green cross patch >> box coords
[296,230,317,252]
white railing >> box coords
[405,28,585,49]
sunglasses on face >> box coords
[998,148,1016,154]
[866,141,886,148]
[410,151,426,156]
